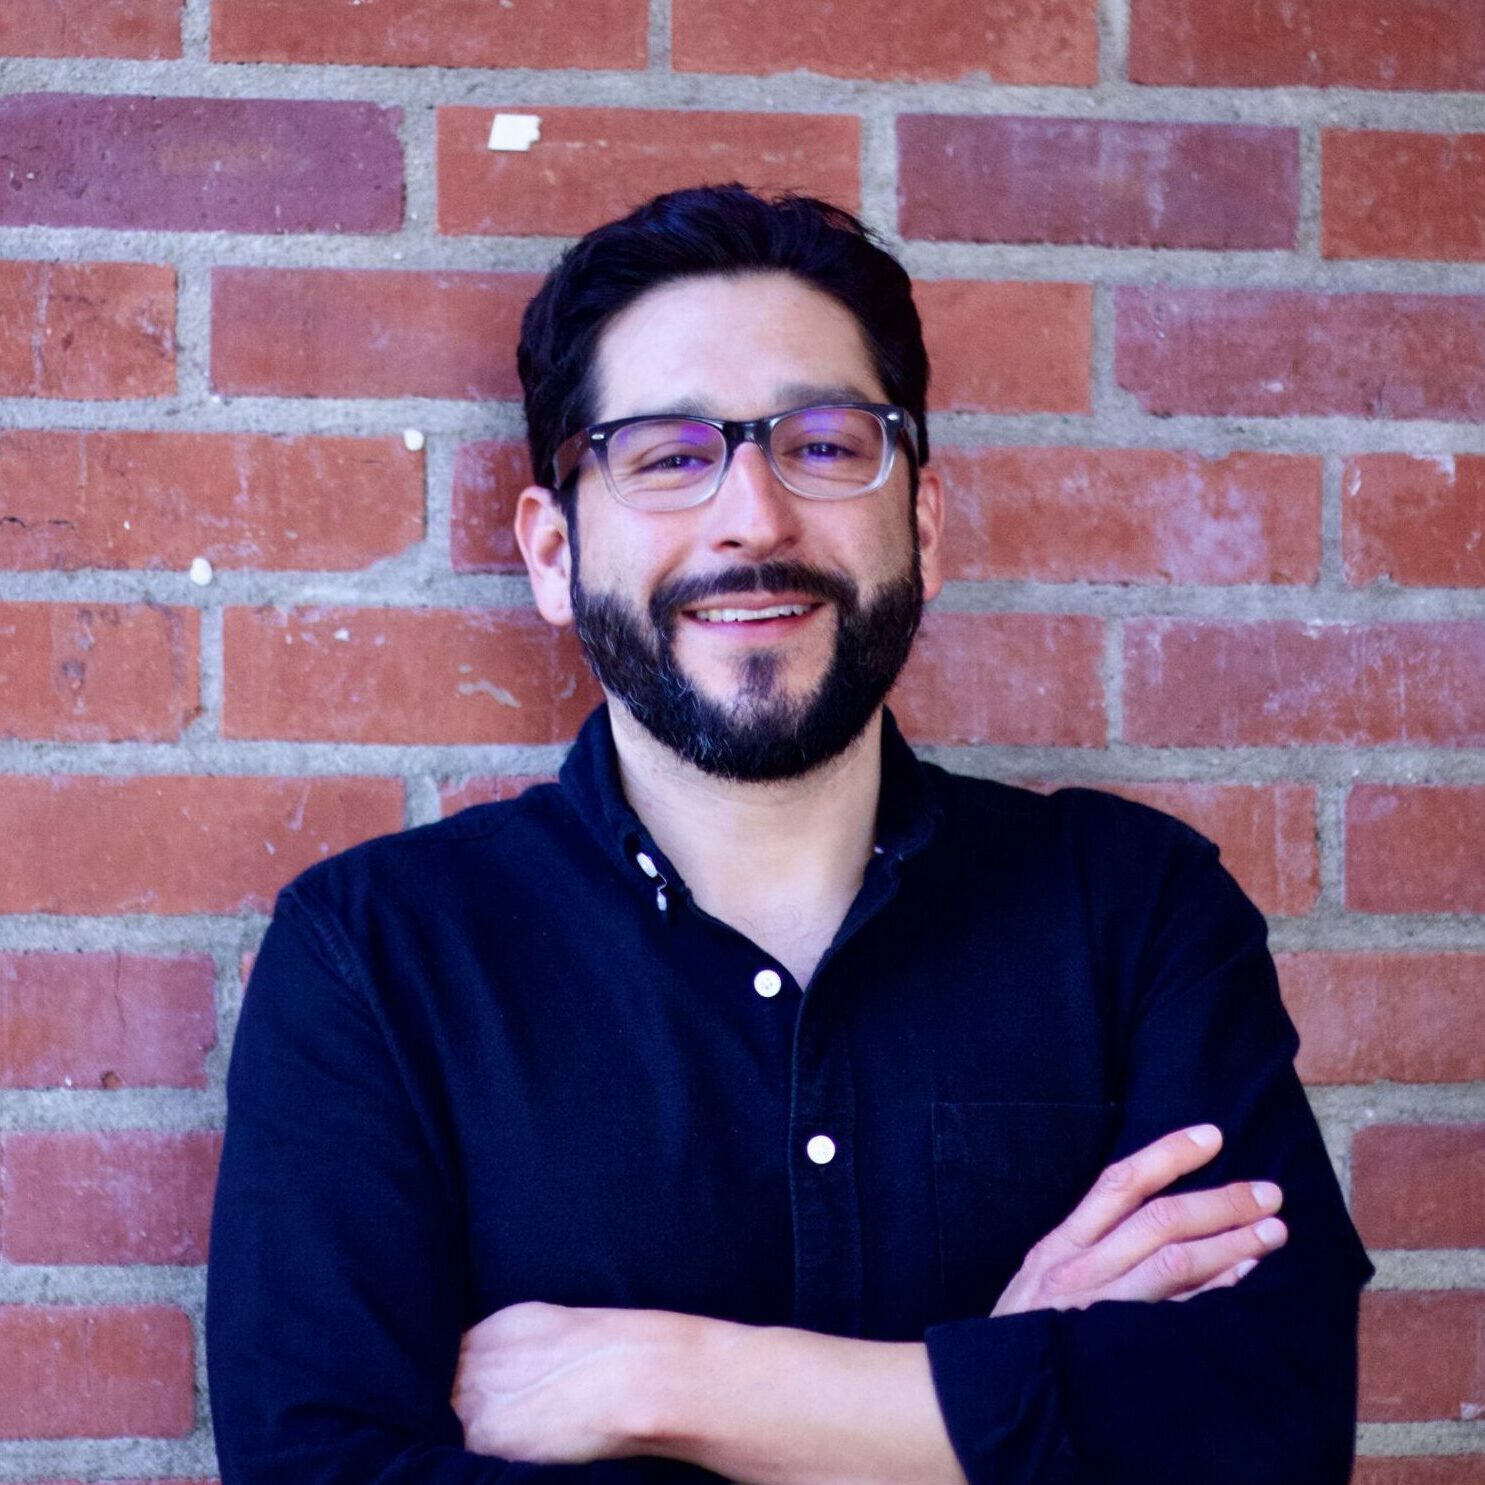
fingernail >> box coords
[1187,1124,1221,1149]
[1256,1217,1287,1248]
[1250,1181,1282,1211]
[1234,1258,1259,1280]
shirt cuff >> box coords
[923,1311,1079,1485]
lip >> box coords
[679,596,826,633]
[680,593,824,617]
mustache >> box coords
[649,561,858,631]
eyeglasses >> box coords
[550,402,919,512]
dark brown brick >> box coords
[0,95,401,233]
[900,117,1297,249]
[1117,289,1485,421]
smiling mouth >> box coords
[688,602,820,625]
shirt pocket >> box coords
[932,1099,1118,1320]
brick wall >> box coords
[1,0,1482,1478]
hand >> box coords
[453,1299,696,1463]
[991,1123,1287,1317]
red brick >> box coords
[440,776,555,815]
[1353,1461,1485,1485]
[0,1305,193,1437]
[438,107,860,237]
[1325,132,1485,262]
[1,1131,221,1265]
[0,430,423,573]
[891,613,1105,747]
[1359,1291,1485,1421]
[1277,953,1485,1085]
[0,776,403,915]
[900,117,1297,249]
[211,269,536,400]
[1123,621,1485,746]
[673,0,1096,84]
[934,448,1320,585]
[0,952,216,1090]
[1116,289,1485,421]
[1347,787,1485,915]
[451,441,530,574]
[1353,1124,1485,1249]
[0,0,179,57]
[0,261,174,400]
[1130,0,1485,90]
[0,95,400,233]
[1069,784,1318,918]
[212,0,646,68]
[0,603,199,741]
[1344,455,1485,589]
[223,607,601,745]
[916,282,1091,414]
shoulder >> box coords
[277,781,571,924]
[920,764,1244,941]
[926,764,1214,867]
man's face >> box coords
[544,271,943,781]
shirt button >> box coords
[806,1134,837,1165]
[753,968,782,998]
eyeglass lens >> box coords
[606,406,890,507]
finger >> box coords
[1052,1124,1224,1252]
[1050,1178,1283,1294]
[1174,1253,1263,1303]
[1096,1215,1288,1306]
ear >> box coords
[514,484,574,627]
[914,463,946,604]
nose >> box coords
[700,440,802,560]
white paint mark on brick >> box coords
[459,680,521,707]
[488,114,541,152]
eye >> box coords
[779,433,872,464]
[638,447,714,473]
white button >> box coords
[806,1134,836,1165]
[753,968,782,998]
[635,852,658,878]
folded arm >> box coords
[453,1125,1291,1485]
[455,834,1372,1485]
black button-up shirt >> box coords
[207,707,1372,1485]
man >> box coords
[207,186,1372,1485]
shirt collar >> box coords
[557,704,942,900]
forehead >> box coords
[591,271,886,423]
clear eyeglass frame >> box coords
[549,401,920,512]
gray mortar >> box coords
[2,5,1484,1473]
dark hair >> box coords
[517,184,930,509]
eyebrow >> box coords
[624,383,880,420]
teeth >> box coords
[694,603,811,624]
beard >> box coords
[570,544,924,784]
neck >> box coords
[608,702,883,979]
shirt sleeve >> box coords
[206,885,594,1485]
[921,828,1374,1485]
